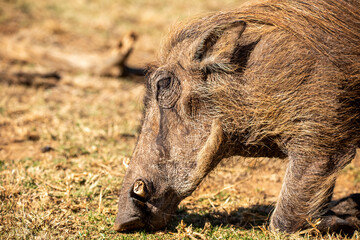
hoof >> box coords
[315,194,360,235]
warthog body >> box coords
[115,0,360,233]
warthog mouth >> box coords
[114,216,145,232]
[115,192,177,232]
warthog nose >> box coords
[114,216,145,232]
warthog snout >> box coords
[114,215,144,232]
[114,180,148,231]
[115,173,180,231]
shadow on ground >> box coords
[169,204,273,230]
[167,194,360,235]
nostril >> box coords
[114,217,145,232]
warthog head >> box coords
[114,0,360,233]
[114,19,250,231]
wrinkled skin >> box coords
[114,68,226,231]
[115,0,360,233]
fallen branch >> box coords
[1,31,143,78]
[94,31,139,77]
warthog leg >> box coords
[270,147,356,233]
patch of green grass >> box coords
[58,145,90,158]
[20,157,40,169]
[45,3,64,15]
[0,160,4,171]
[23,177,37,189]
[353,169,360,184]
[18,1,32,15]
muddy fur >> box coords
[116,0,360,233]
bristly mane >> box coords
[162,0,360,156]
[165,0,360,74]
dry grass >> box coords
[0,0,359,239]
[0,76,142,239]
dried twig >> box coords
[0,31,142,78]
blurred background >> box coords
[0,0,359,239]
[0,0,247,66]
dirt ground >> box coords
[0,0,359,239]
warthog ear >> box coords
[193,21,246,72]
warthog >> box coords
[115,0,360,233]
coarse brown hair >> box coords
[161,0,360,157]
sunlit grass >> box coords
[0,0,359,239]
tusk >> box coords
[133,180,146,198]
[191,119,223,187]
[122,158,130,169]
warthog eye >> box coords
[157,77,171,90]
[156,74,181,109]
